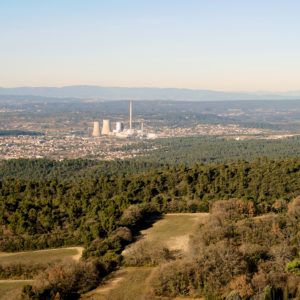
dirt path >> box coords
[0,279,34,283]
[166,213,209,216]
[83,269,127,299]
[71,247,84,261]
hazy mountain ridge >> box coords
[0,86,300,101]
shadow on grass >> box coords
[131,212,164,239]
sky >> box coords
[0,0,300,91]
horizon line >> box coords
[0,85,299,94]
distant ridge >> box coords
[0,85,300,101]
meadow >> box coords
[83,213,208,299]
[0,247,83,299]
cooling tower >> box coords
[101,119,111,135]
[92,121,100,137]
[116,121,124,133]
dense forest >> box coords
[3,136,300,180]
[131,136,300,165]
[1,157,300,298]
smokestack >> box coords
[129,100,132,130]
[101,119,111,135]
[92,121,100,137]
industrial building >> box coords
[91,100,153,139]
[92,121,100,137]
[115,122,124,133]
[101,119,111,135]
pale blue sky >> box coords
[1,0,300,91]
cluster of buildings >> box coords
[0,135,148,160]
[91,101,155,139]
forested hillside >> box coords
[135,136,300,164]
[150,199,300,299]
[3,137,300,180]
[1,158,300,251]
[1,157,300,298]
[0,159,161,180]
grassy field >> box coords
[0,247,83,265]
[84,213,208,300]
[0,280,33,300]
[125,213,209,254]
[84,267,154,300]
[0,247,83,299]
[106,267,154,300]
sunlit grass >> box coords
[0,247,82,265]
[0,280,33,300]
[106,267,154,300]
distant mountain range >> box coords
[0,85,300,101]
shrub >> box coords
[0,262,47,279]
[124,240,175,266]
[286,259,300,276]
[22,261,101,299]
[119,205,143,227]
[150,260,201,297]
[112,227,133,244]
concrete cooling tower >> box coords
[115,121,124,133]
[101,119,111,135]
[92,121,100,137]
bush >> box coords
[119,205,143,227]
[0,262,47,279]
[150,261,201,297]
[124,240,175,266]
[112,227,133,244]
[22,261,101,299]
[286,259,300,276]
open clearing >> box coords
[0,247,83,299]
[124,213,209,255]
[0,280,34,300]
[84,267,154,300]
[0,246,84,265]
[83,213,208,300]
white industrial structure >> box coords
[92,121,100,137]
[101,119,111,135]
[129,100,133,131]
[115,121,124,133]
[91,100,155,139]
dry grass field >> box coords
[124,213,209,255]
[0,280,34,300]
[0,247,83,299]
[0,247,83,265]
[0,214,207,299]
[83,213,208,300]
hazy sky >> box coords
[1,0,300,91]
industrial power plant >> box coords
[90,100,155,139]
[92,121,100,137]
[101,119,111,135]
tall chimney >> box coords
[129,100,132,130]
